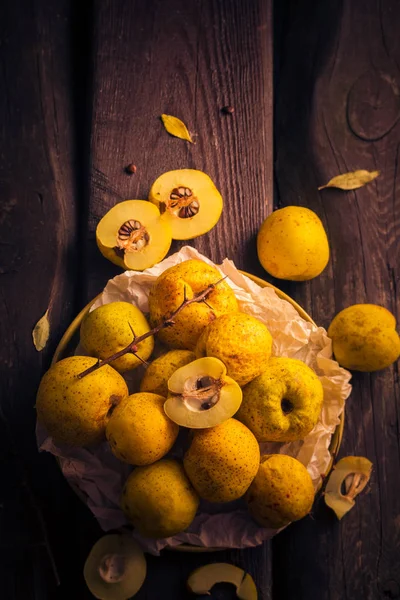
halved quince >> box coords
[96,200,172,270]
[164,357,242,428]
[148,169,223,240]
[324,456,372,520]
[83,534,146,600]
[187,563,257,600]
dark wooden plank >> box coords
[273,1,400,599]
[0,1,101,598]
[85,1,273,598]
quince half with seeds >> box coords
[148,259,238,350]
[164,357,242,428]
[96,200,172,270]
[148,169,223,239]
[83,534,146,600]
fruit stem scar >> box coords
[77,277,227,379]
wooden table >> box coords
[1,1,399,598]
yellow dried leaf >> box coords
[324,456,372,520]
[318,170,379,191]
[161,114,193,143]
[32,309,50,351]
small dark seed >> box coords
[221,105,234,114]
[125,163,137,174]
[201,401,212,410]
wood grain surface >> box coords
[1,0,399,599]
[274,1,400,599]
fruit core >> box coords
[98,553,127,583]
[179,374,223,411]
[163,187,200,219]
[281,398,294,414]
[116,219,150,254]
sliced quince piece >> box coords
[164,357,242,428]
[324,456,372,519]
[96,200,172,270]
[148,169,223,240]
[83,534,146,600]
[187,563,258,600]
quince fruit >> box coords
[257,206,329,280]
[187,563,257,600]
[121,459,199,538]
[139,349,196,397]
[183,418,260,503]
[246,454,315,528]
[165,357,242,428]
[237,357,324,442]
[148,169,223,239]
[106,392,179,465]
[195,312,273,386]
[148,259,238,350]
[36,356,128,446]
[80,301,154,373]
[327,304,400,371]
[96,200,172,270]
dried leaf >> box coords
[324,456,372,520]
[32,309,50,351]
[161,114,193,143]
[318,170,379,191]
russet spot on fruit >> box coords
[148,169,223,240]
[96,199,172,270]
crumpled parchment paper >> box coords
[36,246,352,554]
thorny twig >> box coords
[77,277,226,379]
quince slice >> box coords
[96,200,172,270]
[83,534,146,600]
[187,563,257,600]
[324,456,372,519]
[165,357,242,428]
[148,169,223,240]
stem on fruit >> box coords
[77,277,227,379]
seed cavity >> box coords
[165,187,200,219]
[116,219,150,253]
[179,374,223,412]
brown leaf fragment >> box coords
[32,309,50,351]
[318,170,379,191]
[160,114,193,143]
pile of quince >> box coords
[36,259,322,540]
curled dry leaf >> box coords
[324,456,372,520]
[32,309,50,351]
[161,114,193,143]
[318,170,379,191]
